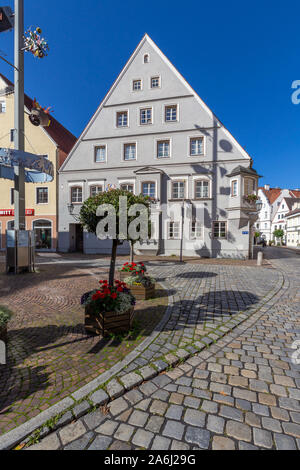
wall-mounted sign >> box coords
[0,209,35,216]
[242,231,249,235]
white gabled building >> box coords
[58,34,261,259]
[286,200,300,247]
[257,185,300,243]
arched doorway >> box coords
[33,219,52,251]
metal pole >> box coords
[179,200,184,262]
[14,0,25,231]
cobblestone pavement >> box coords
[0,265,168,435]
[25,247,300,450]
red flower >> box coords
[117,287,123,292]
[111,293,117,299]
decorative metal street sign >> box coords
[0,6,14,33]
[0,148,54,182]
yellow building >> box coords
[0,73,76,251]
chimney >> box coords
[264,184,270,191]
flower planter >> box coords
[129,284,155,300]
[119,271,131,282]
[85,305,134,336]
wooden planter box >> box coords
[85,305,134,337]
[129,284,155,300]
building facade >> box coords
[286,200,300,247]
[257,185,300,243]
[59,35,260,259]
[0,74,76,251]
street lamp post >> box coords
[14,0,25,231]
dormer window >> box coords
[144,54,149,63]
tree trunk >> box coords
[130,241,134,263]
[109,239,118,286]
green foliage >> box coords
[254,231,260,239]
[0,306,12,328]
[124,274,155,287]
[273,229,284,239]
[79,189,151,242]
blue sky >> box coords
[1,0,299,188]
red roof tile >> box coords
[258,187,282,204]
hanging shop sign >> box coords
[0,148,53,183]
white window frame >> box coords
[0,100,6,113]
[194,179,210,199]
[90,185,103,197]
[116,110,129,128]
[189,136,205,156]
[36,186,49,205]
[139,107,153,126]
[190,221,203,240]
[94,145,107,163]
[120,183,134,193]
[164,104,178,123]
[213,221,227,239]
[141,181,156,199]
[123,142,137,161]
[167,221,180,240]
[132,79,142,91]
[118,178,136,194]
[143,53,150,64]
[150,76,161,89]
[230,179,238,198]
[156,139,171,159]
[171,180,186,200]
[70,186,83,204]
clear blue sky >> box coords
[1,0,299,189]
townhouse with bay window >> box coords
[58,35,260,258]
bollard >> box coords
[257,251,263,266]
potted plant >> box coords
[124,272,155,300]
[244,194,258,204]
[0,306,12,354]
[81,280,136,336]
[119,261,147,282]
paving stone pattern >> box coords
[27,248,300,450]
